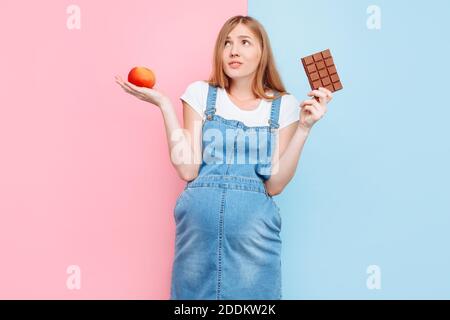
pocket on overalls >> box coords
[268,196,282,228]
[173,187,192,223]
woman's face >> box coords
[222,23,261,82]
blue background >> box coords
[249,0,450,299]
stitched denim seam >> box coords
[216,188,226,300]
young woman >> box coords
[115,15,332,300]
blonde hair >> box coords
[206,15,288,101]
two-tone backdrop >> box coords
[0,0,448,299]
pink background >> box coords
[0,0,245,299]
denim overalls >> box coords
[170,84,283,300]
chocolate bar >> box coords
[301,49,342,101]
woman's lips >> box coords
[229,62,242,69]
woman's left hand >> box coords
[299,87,333,130]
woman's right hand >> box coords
[115,75,169,108]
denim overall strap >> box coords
[205,84,218,120]
[268,92,282,130]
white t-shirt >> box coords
[180,80,300,129]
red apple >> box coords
[128,66,156,88]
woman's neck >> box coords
[228,78,256,101]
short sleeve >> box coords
[278,94,300,129]
[180,80,208,118]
